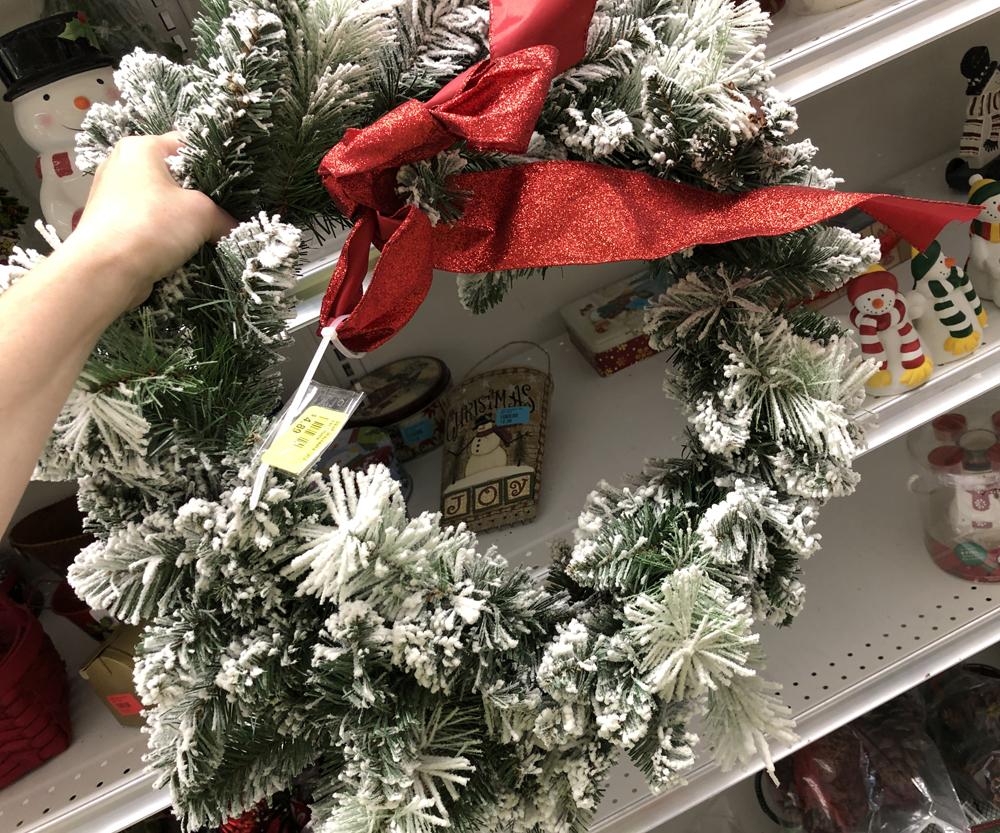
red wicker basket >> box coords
[0,597,72,788]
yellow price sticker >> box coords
[261,406,348,474]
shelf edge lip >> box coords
[770,0,1000,103]
[591,603,1000,833]
[20,771,169,833]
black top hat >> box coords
[474,414,494,427]
[962,46,998,96]
[0,12,114,102]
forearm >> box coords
[0,237,132,534]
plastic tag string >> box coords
[249,316,365,510]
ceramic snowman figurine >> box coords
[906,240,986,366]
[0,13,118,239]
[848,265,933,398]
[960,46,1000,168]
[966,174,1000,302]
[464,415,511,478]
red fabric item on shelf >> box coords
[0,597,72,789]
[317,0,980,355]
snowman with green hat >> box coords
[907,239,986,365]
[967,174,1000,302]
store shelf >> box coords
[408,342,1000,832]
[768,0,1000,103]
[0,615,168,833]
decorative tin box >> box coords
[560,270,670,376]
[441,363,553,532]
[346,356,452,461]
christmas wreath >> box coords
[0,1,973,831]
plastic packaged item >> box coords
[907,401,1000,580]
[317,426,413,501]
[924,664,1000,813]
[760,691,968,833]
[346,356,452,461]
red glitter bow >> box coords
[318,0,980,353]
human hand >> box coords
[67,132,236,309]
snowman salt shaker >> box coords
[848,265,933,398]
[0,13,118,239]
[966,174,1000,303]
[906,240,986,366]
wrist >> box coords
[46,234,141,321]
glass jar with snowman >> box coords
[0,12,119,239]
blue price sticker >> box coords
[497,406,530,426]
[400,418,434,446]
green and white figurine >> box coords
[907,240,986,365]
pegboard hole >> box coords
[900,624,906,628]
[69,795,76,801]
[123,768,131,774]
[878,656,884,660]
[933,626,939,631]
[822,685,829,690]
[96,782,103,788]
[43,808,49,814]
[841,675,847,680]
[804,696,810,700]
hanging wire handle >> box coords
[462,341,552,381]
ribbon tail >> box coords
[431,163,983,272]
[857,195,981,252]
[329,206,435,354]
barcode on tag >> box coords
[262,406,348,474]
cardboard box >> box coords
[561,271,669,376]
[79,624,145,727]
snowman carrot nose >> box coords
[873,298,884,308]
[945,257,957,268]
[74,96,91,110]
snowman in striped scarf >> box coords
[966,174,1000,301]
[848,265,933,397]
[906,239,986,365]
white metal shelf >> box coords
[0,614,168,833]
[768,0,1000,103]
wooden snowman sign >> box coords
[847,265,933,398]
[906,239,987,365]
[0,13,118,239]
[967,174,1000,302]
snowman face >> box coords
[981,195,1000,223]
[855,288,896,316]
[12,69,119,153]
